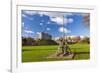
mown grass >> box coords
[22,43,90,62]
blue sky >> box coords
[21,10,90,38]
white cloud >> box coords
[80,35,84,39]
[38,12,73,17]
[64,18,73,24]
[22,13,33,20]
[40,23,43,26]
[23,11,37,15]
[22,22,24,27]
[22,14,27,18]
[50,17,63,25]
[24,10,73,17]
[68,18,73,23]
[36,12,74,25]
[47,21,51,24]
[24,30,34,34]
[23,11,53,17]
[23,11,74,24]
[50,17,73,25]
[59,27,71,33]
[46,28,51,31]
[36,32,40,34]
[23,11,48,17]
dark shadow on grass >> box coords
[74,52,89,54]
[72,52,90,59]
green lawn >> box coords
[22,43,90,62]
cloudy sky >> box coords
[21,10,90,38]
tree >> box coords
[22,37,27,46]
[80,37,90,44]
[22,37,37,46]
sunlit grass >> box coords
[22,43,90,62]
